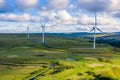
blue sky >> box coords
[0,0,120,33]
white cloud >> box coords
[56,10,77,24]
[40,10,57,20]
[47,0,70,10]
[57,10,72,21]
[0,14,30,21]
[78,14,94,25]
[78,0,109,12]
[15,0,39,10]
[39,9,120,26]
[0,20,120,33]
[109,0,120,11]
[39,10,77,25]
[111,11,120,18]
[77,12,119,25]
[0,13,40,22]
[0,0,120,33]
[98,17,118,25]
[68,4,77,10]
[77,0,120,12]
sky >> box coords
[0,0,120,33]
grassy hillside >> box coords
[0,33,120,80]
[96,35,120,47]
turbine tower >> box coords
[41,25,45,43]
[89,11,103,49]
[27,26,30,39]
[40,17,48,43]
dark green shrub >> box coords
[85,71,95,75]
[98,57,113,63]
[94,74,117,80]
[51,61,60,66]
[50,65,74,74]
[94,70,118,80]
[77,73,83,76]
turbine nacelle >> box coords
[89,26,103,33]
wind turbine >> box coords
[41,25,45,43]
[27,26,30,39]
[89,11,103,49]
[19,24,30,39]
[40,17,48,43]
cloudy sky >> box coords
[0,0,120,33]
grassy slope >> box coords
[0,34,120,80]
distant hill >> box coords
[113,32,120,35]
[0,31,120,38]
[96,32,120,47]
[45,32,88,38]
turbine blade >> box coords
[96,27,103,33]
[89,26,95,33]
[43,17,48,26]
[89,28,94,33]
[44,22,46,26]
[40,22,43,26]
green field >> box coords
[0,34,120,80]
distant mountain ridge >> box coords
[0,32,120,38]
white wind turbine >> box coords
[29,19,58,44]
[89,11,103,49]
[40,17,48,43]
[27,26,30,39]
[19,24,30,39]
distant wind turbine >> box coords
[89,11,103,49]
[19,24,30,39]
[40,17,48,43]
[27,26,30,39]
